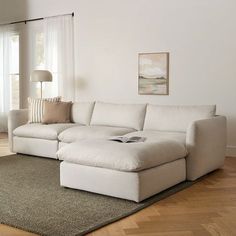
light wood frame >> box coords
[138,52,169,95]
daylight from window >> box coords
[9,33,19,109]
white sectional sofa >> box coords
[8,102,227,202]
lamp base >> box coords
[40,81,43,99]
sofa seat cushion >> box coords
[57,139,187,172]
[58,125,135,143]
[13,123,79,140]
[124,130,186,145]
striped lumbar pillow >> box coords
[28,97,61,123]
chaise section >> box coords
[60,158,186,202]
[58,126,135,143]
[58,137,187,201]
[57,139,187,171]
[58,104,226,202]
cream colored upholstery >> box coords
[124,130,186,145]
[59,142,68,149]
[60,158,186,202]
[58,125,135,143]
[57,139,187,171]
[13,123,78,140]
[144,105,216,132]
[8,103,227,202]
[8,109,28,151]
[186,116,227,180]
[90,101,146,130]
[13,137,58,159]
[71,101,95,125]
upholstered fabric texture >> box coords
[90,101,147,130]
[8,102,226,184]
[124,130,186,145]
[58,125,135,143]
[71,101,95,125]
[28,96,61,123]
[42,101,72,124]
[57,139,187,171]
[13,137,58,159]
[61,158,186,202]
[13,123,78,140]
[186,116,227,180]
[8,109,28,151]
[144,104,216,132]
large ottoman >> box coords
[57,139,187,202]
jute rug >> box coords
[0,154,194,236]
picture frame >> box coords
[138,52,169,95]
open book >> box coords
[109,136,146,143]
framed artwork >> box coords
[138,52,169,95]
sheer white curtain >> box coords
[44,15,75,101]
[0,15,74,131]
[0,26,13,131]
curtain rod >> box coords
[0,12,74,26]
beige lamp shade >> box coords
[31,70,53,98]
[31,70,52,82]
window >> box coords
[35,32,45,69]
[9,33,20,109]
[0,15,74,131]
[34,31,45,98]
[32,28,60,98]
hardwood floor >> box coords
[0,133,12,157]
[0,133,236,236]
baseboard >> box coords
[226,146,236,157]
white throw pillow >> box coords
[28,97,61,123]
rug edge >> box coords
[77,181,195,236]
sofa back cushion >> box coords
[90,102,147,130]
[144,105,216,132]
[71,102,95,125]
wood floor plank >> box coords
[0,132,236,236]
[0,224,38,236]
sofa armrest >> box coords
[8,109,28,152]
[186,116,227,181]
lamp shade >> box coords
[31,70,52,82]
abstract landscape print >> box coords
[138,52,169,95]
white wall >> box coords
[1,0,236,155]
[0,0,27,131]
[0,0,27,23]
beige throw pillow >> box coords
[42,101,72,124]
[28,97,61,123]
